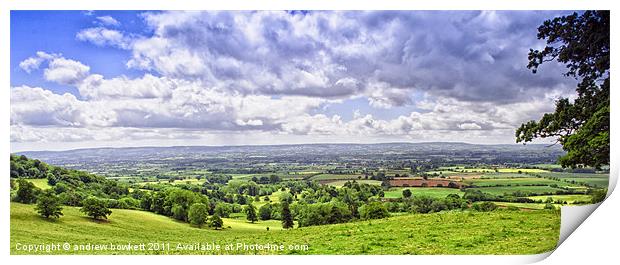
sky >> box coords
[10,10,579,152]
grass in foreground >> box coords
[11,202,559,255]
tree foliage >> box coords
[245,203,258,223]
[15,179,40,204]
[516,11,609,169]
[81,197,112,220]
[281,201,294,229]
[402,189,412,198]
[188,203,208,227]
[209,214,223,229]
[35,190,63,219]
[258,203,273,220]
[359,201,390,220]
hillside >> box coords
[11,203,559,255]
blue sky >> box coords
[11,11,147,95]
[10,10,577,151]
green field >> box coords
[432,168,548,173]
[467,186,565,196]
[137,178,206,186]
[310,174,365,180]
[494,202,552,210]
[528,194,592,203]
[479,173,532,179]
[10,203,559,255]
[465,178,567,187]
[559,178,609,188]
[25,179,51,190]
[536,172,606,178]
[325,180,382,187]
[535,172,609,188]
[384,187,464,199]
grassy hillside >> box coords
[11,202,559,255]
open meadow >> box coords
[10,202,559,255]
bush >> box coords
[35,190,63,219]
[408,196,434,213]
[429,200,448,213]
[359,201,389,220]
[209,214,223,229]
[188,203,208,227]
[591,188,607,203]
[119,197,140,209]
[402,189,412,198]
[544,203,556,210]
[81,197,112,220]
[472,201,497,212]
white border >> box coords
[1,0,617,264]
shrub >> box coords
[209,214,223,229]
[591,188,607,203]
[472,201,497,212]
[429,200,448,213]
[359,201,390,220]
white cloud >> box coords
[120,11,574,106]
[11,11,578,149]
[43,57,90,85]
[76,27,131,49]
[78,74,175,99]
[458,123,482,130]
[18,51,57,73]
[96,16,120,27]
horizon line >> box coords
[12,140,559,153]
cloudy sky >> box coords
[10,10,578,151]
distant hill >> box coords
[15,142,565,172]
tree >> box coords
[35,190,63,219]
[15,179,40,204]
[359,201,390,220]
[214,203,232,218]
[281,201,294,229]
[259,203,272,220]
[209,214,223,230]
[402,189,412,198]
[188,203,208,227]
[245,203,258,223]
[80,197,112,220]
[516,11,609,169]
